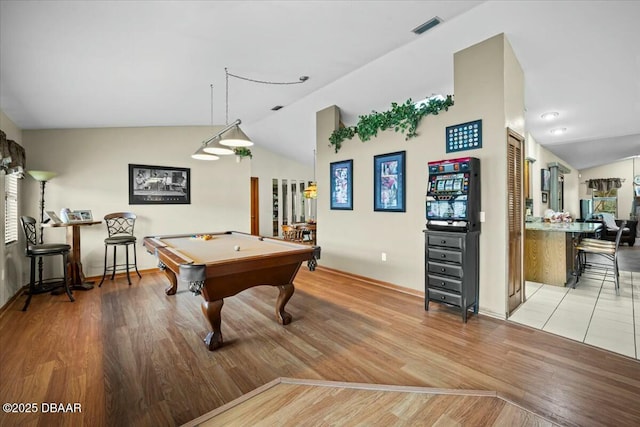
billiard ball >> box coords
[234,245,240,251]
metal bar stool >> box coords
[99,212,141,286]
[20,216,74,311]
[575,221,625,295]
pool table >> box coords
[143,231,320,350]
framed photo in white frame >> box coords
[74,210,93,221]
[66,211,84,222]
[45,210,63,224]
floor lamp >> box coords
[27,170,57,284]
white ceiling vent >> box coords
[412,17,443,35]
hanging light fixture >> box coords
[191,145,219,161]
[203,135,234,156]
[303,149,317,205]
[192,84,234,160]
[218,68,253,147]
[193,69,309,157]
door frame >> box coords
[507,128,525,315]
[250,177,259,235]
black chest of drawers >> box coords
[424,230,480,322]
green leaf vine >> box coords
[233,147,253,158]
[328,95,454,153]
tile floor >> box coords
[509,260,639,359]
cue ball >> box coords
[234,245,240,251]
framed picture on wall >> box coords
[373,151,406,212]
[129,164,191,205]
[330,159,353,210]
[541,169,550,192]
[542,192,548,203]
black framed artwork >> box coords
[373,151,406,212]
[330,159,353,210]
[129,164,191,205]
[445,119,482,153]
[542,192,548,203]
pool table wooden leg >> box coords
[162,268,178,296]
[201,299,224,351]
[276,283,294,325]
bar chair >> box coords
[99,212,141,286]
[281,224,304,243]
[575,221,626,295]
[20,216,74,311]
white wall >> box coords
[21,126,311,282]
[526,133,580,218]
[316,34,524,319]
[578,158,636,220]
[0,109,24,308]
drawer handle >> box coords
[440,282,446,286]
[441,268,446,272]
[441,254,446,258]
[441,296,446,300]
[441,240,446,244]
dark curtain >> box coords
[587,178,622,192]
[0,129,26,173]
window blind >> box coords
[4,173,18,244]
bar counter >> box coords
[524,222,602,286]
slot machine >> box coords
[426,157,480,232]
[424,157,480,322]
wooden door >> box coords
[250,177,259,235]
[507,129,524,314]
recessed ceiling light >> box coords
[550,128,567,135]
[541,112,559,120]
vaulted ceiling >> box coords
[1,1,638,169]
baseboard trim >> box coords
[85,268,156,282]
[315,266,425,299]
[0,285,28,320]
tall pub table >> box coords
[42,220,102,290]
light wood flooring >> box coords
[187,378,555,426]
[1,267,640,426]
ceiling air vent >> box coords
[271,105,283,111]
[412,17,442,35]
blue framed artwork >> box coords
[374,151,405,212]
[330,159,353,210]
[446,119,482,153]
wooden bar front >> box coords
[524,222,601,287]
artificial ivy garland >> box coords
[328,95,454,153]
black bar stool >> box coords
[20,216,74,311]
[99,212,141,286]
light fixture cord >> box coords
[226,69,309,86]
[225,68,229,125]
[210,84,214,127]
[225,67,309,125]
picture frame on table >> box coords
[373,151,406,212]
[129,164,191,205]
[74,210,93,221]
[66,211,83,222]
[330,159,353,210]
[45,210,63,224]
